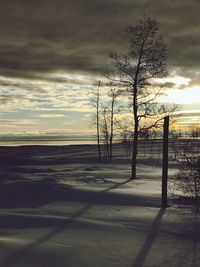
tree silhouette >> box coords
[110,16,175,179]
[90,81,102,162]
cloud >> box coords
[0,0,199,79]
[0,119,38,125]
[0,0,199,134]
[0,78,48,93]
[0,92,51,111]
[174,109,200,118]
[38,114,65,118]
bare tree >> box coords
[90,81,102,162]
[90,81,121,163]
[110,16,176,179]
[108,87,121,161]
[101,105,110,161]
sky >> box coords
[0,0,199,136]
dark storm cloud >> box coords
[0,0,199,78]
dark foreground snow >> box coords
[0,144,199,267]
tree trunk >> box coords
[96,83,101,163]
[97,128,101,162]
[131,120,138,179]
[109,99,114,162]
[103,109,110,161]
[97,131,101,163]
[131,80,139,179]
[162,116,169,208]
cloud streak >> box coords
[0,0,199,78]
[0,0,199,134]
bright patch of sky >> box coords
[160,86,200,104]
[0,73,98,135]
[0,71,200,135]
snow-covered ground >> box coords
[0,144,199,267]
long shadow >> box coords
[132,208,166,267]
[0,176,159,209]
[1,179,131,267]
[0,145,100,166]
[1,203,92,267]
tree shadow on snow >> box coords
[132,208,165,267]
[0,179,133,267]
[0,175,160,209]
